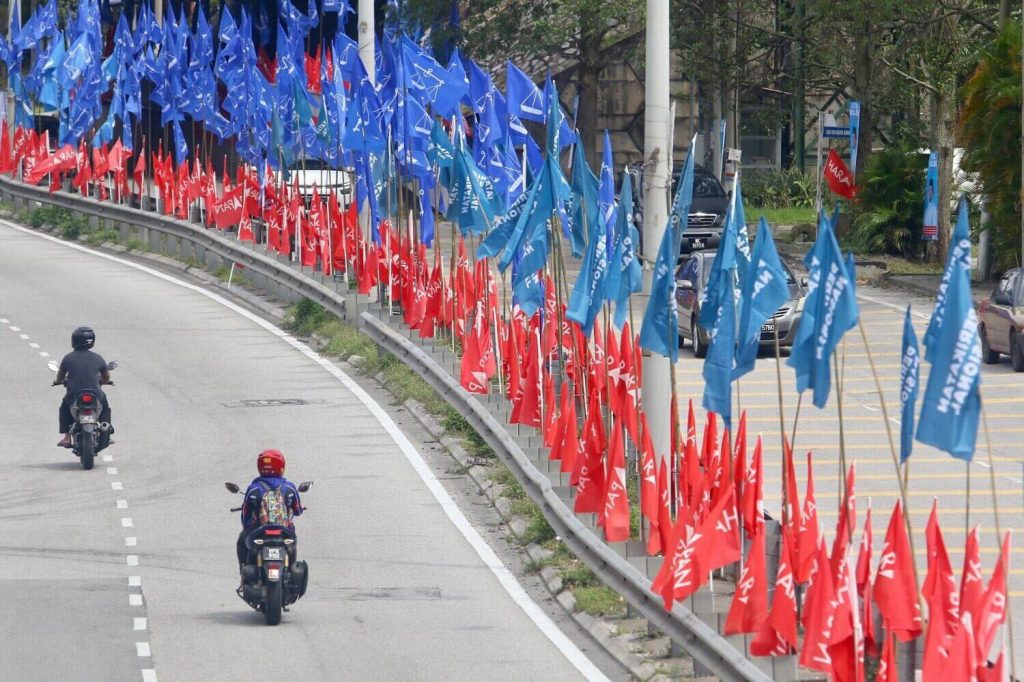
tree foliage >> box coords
[959,21,1022,271]
[849,145,927,258]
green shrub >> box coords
[744,167,816,209]
[848,146,927,258]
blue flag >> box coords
[606,172,643,329]
[786,210,860,408]
[506,61,544,123]
[915,256,981,461]
[923,197,972,364]
[568,140,599,257]
[699,174,748,329]
[899,305,920,463]
[702,265,736,427]
[733,218,790,379]
[669,135,697,231]
[638,224,679,363]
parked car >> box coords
[627,163,731,257]
[675,250,806,358]
[978,267,1024,371]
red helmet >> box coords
[257,449,286,477]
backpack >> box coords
[256,480,293,528]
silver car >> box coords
[675,250,807,358]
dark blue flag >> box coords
[733,218,790,379]
[899,305,920,463]
[506,61,544,123]
[915,254,981,460]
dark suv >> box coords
[627,163,731,257]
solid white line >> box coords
[128,576,141,587]
[133,617,147,631]
[857,291,931,318]
[117,500,128,509]
[125,537,137,547]
[141,669,158,682]
[4,220,609,681]
[126,555,139,566]
[111,482,123,490]
[129,594,143,606]
[135,642,151,657]
[122,517,133,527]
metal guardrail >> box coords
[0,176,773,682]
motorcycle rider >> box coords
[237,449,304,579]
[54,327,112,449]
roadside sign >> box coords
[823,126,851,138]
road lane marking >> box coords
[133,618,147,631]
[135,642,151,657]
[117,500,128,509]
[111,482,123,490]
[126,555,139,566]
[122,518,133,527]
[39,351,48,357]
[142,669,157,682]
[107,467,118,475]
[19,333,28,339]
[102,454,113,462]
[9,325,19,331]
[29,342,38,348]
[129,594,143,606]
[128,576,141,587]
[125,537,137,547]
[9,220,609,682]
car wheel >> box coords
[692,317,707,358]
[1012,331,1024,372]
[980,326,1001,364]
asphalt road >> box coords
[674,281,1024,670]
[0,221,616,682]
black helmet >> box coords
[71,327,95,350]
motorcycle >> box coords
[49,359,117,471]
[225,480,312,625]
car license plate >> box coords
[691,238,705,249]
[761,323,775,334]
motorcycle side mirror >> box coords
[298,481,313,492]
[800,276,808,287]
[47,360,59,373]
[224,482,240,494]
[107,361,118,371]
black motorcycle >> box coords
[225,481,312,625]
[50,360,117,471]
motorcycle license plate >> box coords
[761,323,775,334]
[79,416,98,424]
[691,238,705,250]
[262,547,283,560]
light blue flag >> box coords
[607,174,643,329]
[699,173,749,329]
[566,195,611,337]
[638,223,679,363]
[702,264,736,426]
[733,218,790,380]
[786,209,860,408]
[899,305,920,463]
[669,135,697,232]
[915,257,981,461]
[923,198,972,364]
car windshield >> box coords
[693,173,727,198]
[700,252,797,287]
[289,159,334,171]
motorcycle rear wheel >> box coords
[80,435,94,471]
[264,581,283,626]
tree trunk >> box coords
[575,57,600,169]
[933,86,957,265]
[850,19,874,179]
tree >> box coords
[960,21,1022,272]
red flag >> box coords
[828,548,865,682]
[542,375,559,447]
[573,393,606,512]
[548,387,570,460]
[946,613,979,681]
[873,500,922,641]
[724,531,768,635]
[732,411,747,496]
[557,392,580,475]
[923,500,959,678]
[639,413,660,550]
[604,325,621,414]
[876,632,897,682]
[855,505,873,597]
[782,437,800,541]
[799,542,837,672]
[653,457,673,557]
[740,435,763,536]
[961,527,985,629]
[824,148,858,199]
[618,322,640,445]
[830,463,857,579]
[133,137,147,196]
[600,419,630,542]
[975,532,1010,664]
[11,126,27,176]
[238,214,255,242]
[460,304,496,394]
[0,122,12,175]
[701,483,741,573]
[750,529,798,656]
[796,451,819,583]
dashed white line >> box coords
[978,461,992,469]
[128,576,141,587]
[122,517,133,527]
[125,537,137,547]
[102,454,113,462]
[126,555,139,566]
[19,333,28,340]
[135,642,151,657]
[0,318,8,323]
[111,482,123,490]
[129,594,143,606]
[142,669,158,682]
[117,500,128,509]
[28,342,38,348]
[39,351,49,357]
[107,467,118,475]
[133,618,147,631]
[9,325,19,331]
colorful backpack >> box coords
[256,481,293,528]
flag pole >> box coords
[772,319,790,530]
[981,402,1017,679]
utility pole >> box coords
[792,0,805,172]
[359,0,376,86]
[641,0,672,460]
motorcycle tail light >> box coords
[82,395,93,403]
[264,528,282,536]
[268,568,280,580]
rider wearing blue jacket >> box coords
[236,449,303,570]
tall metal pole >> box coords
[641,0,672,461]
[359,0,376,86]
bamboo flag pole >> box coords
[772,323,790,529]
[981,403,1017,679]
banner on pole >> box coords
[922,152,938,241]
[848,101,860,177]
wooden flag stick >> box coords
[772,323,790,529]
